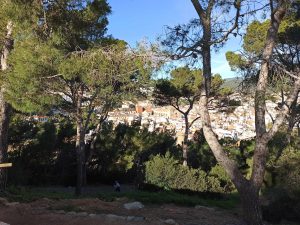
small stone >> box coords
[6,202,19,207]
[126,216,145,222]
[56,210,65,214]
[89,213,96,217]
[95,213,106,217]
[184,223,206,225]
[123,201,144,210]
[0,198,8,205]
[222,223,245,225]
[0,222,10,225]
[76,212,88,217]
[66,211,76,216]
[164,219,178,225]
[41,197,50,202]
[106,214,126,221]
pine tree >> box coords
[3,0,112,194]
[0,1,16,191]
[5,0,155,195]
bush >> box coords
[188,129,217,172]
[274,149,300,196]
[228,99,241,106]
[262,148,300,223]
[145,153,225,193]
[8,116,77,186]
[209,164,235,193]
[262,188,300,223]
[89,123,180,184]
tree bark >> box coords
[75,119,85,195]
[239,183,263,225]
[82,160,87,187]
[251,1,287,189]
[188,1,295,224]
[199,16,246,190]
[83,123,102,185]
[0,21,13,191]
[182,114,189,166]
[0,92,10,191]
[75,86,85,196]
[275,93,299,161]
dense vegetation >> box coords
[0,1,300,225]
[5,113,300,222]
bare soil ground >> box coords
[0,197,245,225]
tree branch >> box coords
[264,75,300,142]
[212,0,241,45]
[189,116,201,128]
[191,0,206,19]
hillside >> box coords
[221,77,243,91]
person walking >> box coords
[114,180,121,192]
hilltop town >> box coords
[107,91,280,142]
[28,78,282,144]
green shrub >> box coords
[188,130,217,172]
[275,149,300,196]
[145,153,225,193]
[209,164,235,193]
[262,147,300,223]
[228,99,241,106]
[262,188,300,223]
[145,152,178,191]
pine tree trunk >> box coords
[251,1,287,189]
[75,86,85,196]
[75,119,85,195]
[82,162,87,187]
[199,15,265,225]
[0,21,13,192]
[189,2,289,225]
[182,143,188,166]
[239,184,263,225]
[0,91,10,191]
[183,115,189,166]
[82,123,101,186]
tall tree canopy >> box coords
[153,67,202,166]
[153,67,224,166]
[3,0,155,195]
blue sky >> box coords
[107,0,242,78]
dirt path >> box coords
[0,198,244,225]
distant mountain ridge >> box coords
[221,77,243,91]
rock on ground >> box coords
[0,198,8,205]
[123,201,144,210]
[106,214,126,221]
[194,205,215,212]
[0,222,10,225]
[126,216,145,222]
[5,202,19,207]
[164,219,178,225]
